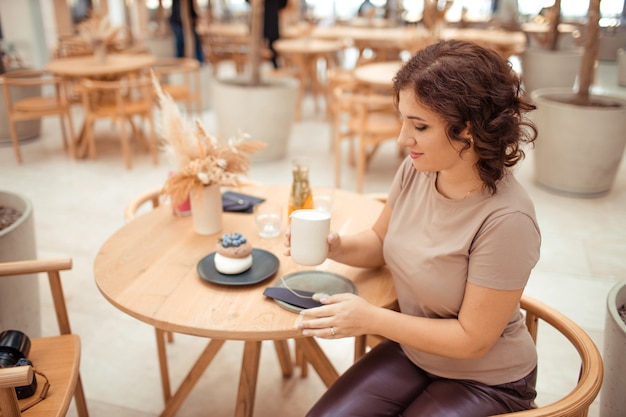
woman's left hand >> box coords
[295,293,373,339]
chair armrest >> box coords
[0,366,32,389]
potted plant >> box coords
[600,280,626,417]
[0,190,41,338]
[530,0,626,196]
[210,0,299,161]
[520,0,584,93]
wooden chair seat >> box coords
[0,258,89,417]
[14,97,61,113]
[4,335,81,417]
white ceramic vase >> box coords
[190,184,223,235]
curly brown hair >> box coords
[392,40,537,195]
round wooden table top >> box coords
[353,61,403,88]
[46,53,156,77]
[94,184,396,341]
[274,38,344,55]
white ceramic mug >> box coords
[290,209,331,266]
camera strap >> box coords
[19,369,50,412]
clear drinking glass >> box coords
[254,203,283,238]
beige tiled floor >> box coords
[1,59,625,417]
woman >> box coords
[287,40,541,416]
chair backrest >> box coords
[0,258,73,336]
[124,188,162,222]
[151,58,201,116]
[495,295,604,417]
[80,75,154,118]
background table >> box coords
[46,53,155,78]
[353,61,403,89]
[46,53,156,159]
[94,184,396,417]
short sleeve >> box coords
[468,211,541,290]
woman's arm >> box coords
[299,283,524,360]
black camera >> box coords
[0,329,38,399]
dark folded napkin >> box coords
[263,287,323,310]
[222,191,265,213]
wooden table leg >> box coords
[234,340,262,417]
[296,337,339,388]
[155,328,172,402]
[273,340,294,377]
[159,339,225,417]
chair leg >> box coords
[357,140,367,193]
[7,120,23,163]
[73,374,90,417]
[118,118,132,169]
[84,119,97,160]
[65,110,77,159]
[332,117,342,189]
[147,115,158,165]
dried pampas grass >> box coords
[152,74,266,207]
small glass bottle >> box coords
[288,157,314,217]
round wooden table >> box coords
[353,61,403,88]
[94,184,396,417]
[46,53,155,78]
[441,28,527,59]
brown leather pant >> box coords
[307,340,537,417]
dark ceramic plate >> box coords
[197,249,279,286]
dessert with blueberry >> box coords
[214,233,253,274]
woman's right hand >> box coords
[283,228,341,260]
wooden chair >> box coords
[353,291,604,417]
[0,258,89,417]
[1,70,76,163]
[331,81,402,193]
[79,75,158,169]
[152,58,202,118]
[124,188,297,402]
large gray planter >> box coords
[600,281,626,417]
[211,75,299,161]
[0,70,42,144]
[520,47,582,94]
[0,191,41,338]
[530,88,626,196]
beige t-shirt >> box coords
[384,158,541,385]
